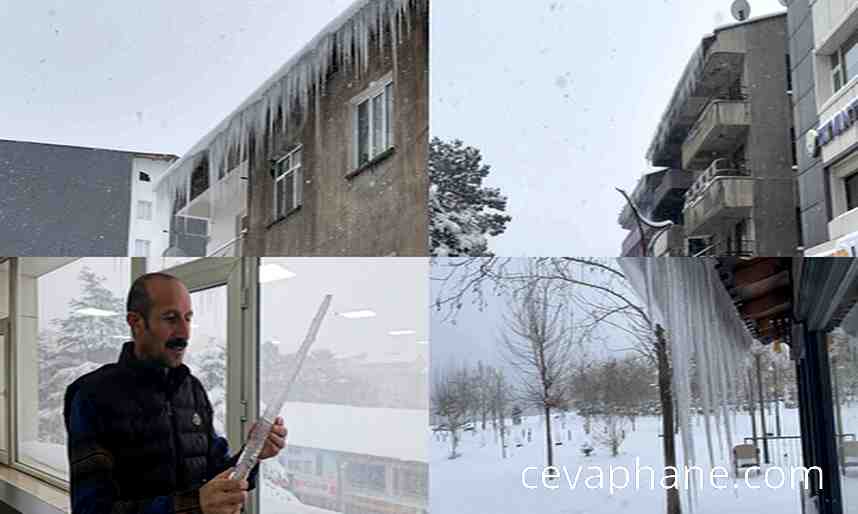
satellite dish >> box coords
[732,0,751,21]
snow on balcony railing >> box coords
[154,0,424,213]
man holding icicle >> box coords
[63,272,287,514]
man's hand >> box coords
[200,468,247,514]
[248,416,288,461]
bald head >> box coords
[126,272,193,368]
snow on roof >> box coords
[646,12,786,165]
[281,401,427,462]
[154,0,422,203]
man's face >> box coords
[128,278,193,368]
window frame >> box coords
[134,239,151,257]
[351,73,394,170]
[272,146,303,221]
[136,200,153,221]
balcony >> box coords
[683,171,754,237]
[681,99,751,170]
[618,169,693,229]
[651,225,686,257]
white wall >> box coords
[128,156,176,258]
[207,162,248,256]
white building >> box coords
[804,0,858,255]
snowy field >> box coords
[430,407,858,514]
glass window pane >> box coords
[17,258,131,480]
[284,172,295,214]
[847,173,858,211]
[182,286,228,436]
[372,94,384,159]
[0,259,8,457]
[847,44,858,84]
[829,331,858,512]
[259,258,428,514]
[276,179,286,217]
[386,83,393,149]
[357,100,370,166]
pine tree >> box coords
[39,266,126,443]
[429,137,511,256]
[186,338,227,434]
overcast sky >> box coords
[0,0,356,156]
[430,0,789,257]
[430,258,645,385]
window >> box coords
[138,171,151,182]
[15,258,130,481]
[846,173,858,211]
[831,32,858,94]
[394,467,428,497]
[354,79,394,168]
[137,200,152,221]
[347,462,386,492]
[259,258,428,514]
[273,147,302,219]
[134,239,150,257]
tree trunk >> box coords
[544,405,554,469]
[656,326,681,514]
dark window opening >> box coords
[846,173,858,211]
[139,171,151,182]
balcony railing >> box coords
[681,98,751,170]
[693,238,756,257]
[683,171,754,237]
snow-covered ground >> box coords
[431,407,858,514]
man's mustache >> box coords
[165,338,188,350]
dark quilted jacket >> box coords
[64,341,253,513]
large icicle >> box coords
[154,0,424,221]
[619,258,754,513]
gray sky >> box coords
[0,0,356,156]
[430,258,645,384]
[430,0,788,256]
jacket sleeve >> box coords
[66,390,203,514]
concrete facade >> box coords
[643,14,798,257]
[245,2,428,256]
[802,0,858,256]
[156,0,428,257]
[789,0,828,251]
[618,169,693,257]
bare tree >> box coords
[431,363,471,459]
[500,276,575,469]
[433,257,682,514]
[490,367,512,459]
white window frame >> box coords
[351,73,394,169]
[273,146,303,220]
[134,239,151,257]
[136,200,153,221]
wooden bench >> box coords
[733,444,760,477]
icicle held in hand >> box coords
[230,294,333,481]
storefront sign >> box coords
[815,95,858,154]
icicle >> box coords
[619,258,756,513]
[156,0,425,226]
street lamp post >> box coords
[615,188,675,257]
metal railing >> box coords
[742,433,856,468]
